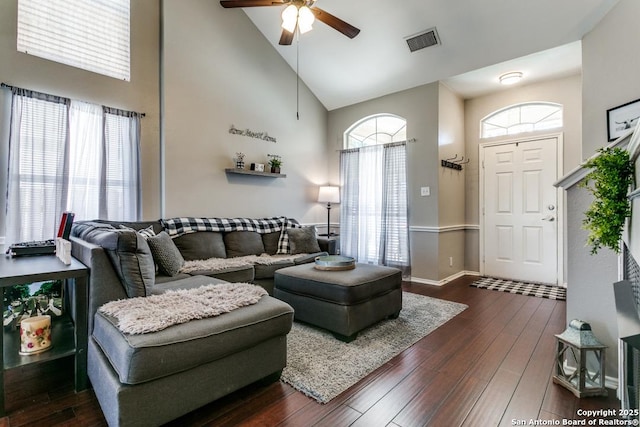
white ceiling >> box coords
[240,0,619,110]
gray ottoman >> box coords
[273,263,402,341]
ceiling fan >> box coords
[219,0,360,45]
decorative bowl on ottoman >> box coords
[314,255,355,271]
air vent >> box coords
[405,28,440,53]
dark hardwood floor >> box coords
[1,276,620,426]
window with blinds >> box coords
[17,0,130,81]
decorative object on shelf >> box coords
[250,163,265,172]
[235,152,246,169]
[56,238,71,265]
[19,315,52,355]
[607,97,640,141]
[580,147,634,254]
[268,154,282,174]
[318,186,340,237]
[229,125,277,143]
[553,319,607,398]
[441,154,468,171]
[4,280,64,329]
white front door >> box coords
[481,136,560,285]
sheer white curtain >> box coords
[5,87,141,245]
[340,142,411,276]
[5,89,69,245]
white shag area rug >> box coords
[99,283,267,334]
[281,292,467,404]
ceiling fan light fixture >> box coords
[297,6,315,34]
[281,4,298,33]
[499,71,523,85]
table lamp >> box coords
[318,186,340,237]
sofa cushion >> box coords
[147,232,185,276]
[287,226,321,254]
[262,231,281,255]
[72,222,155,298]
[92,276,294,385]
[173,231,226,260]
[224,231,265,257]
[185,265,255,283]
[254,260,295,280]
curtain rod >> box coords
[336,138,417,152]
[1,82,146,117]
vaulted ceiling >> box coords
[238,0,619,110]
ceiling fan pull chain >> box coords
[296,29,300,120]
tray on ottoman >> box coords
[314,255,355,271]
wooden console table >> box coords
[0,255,88,416]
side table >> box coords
[317,235,340,255]
[0,255,88,416]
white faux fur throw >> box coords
[180,254,307,274]
[99,283,268,335]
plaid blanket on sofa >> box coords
[160,216,301,254]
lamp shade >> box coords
[318,186,340,204]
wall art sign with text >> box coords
[229,125,277,143]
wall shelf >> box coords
[224,168,286,178]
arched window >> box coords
[345,114,407,148]
[481,102,562,138]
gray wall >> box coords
[463,74,583,274]
[582,0,640,158]
[327,82,468,283]
[0,0,161,239]
[162,0,328,223]
[567,0,640,381]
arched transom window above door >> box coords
[345,114,407,148]
[481,102,563,139]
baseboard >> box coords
[410,270,481,286]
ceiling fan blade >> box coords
[220,0,285,8]
[311,7,360,39]
[279,29,294,46]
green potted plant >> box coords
[580,147,634,254]
[268,154,282,174]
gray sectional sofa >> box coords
[70,217,327,427]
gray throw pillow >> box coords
[147,231,185,276]
[224,231,265,257]
[288,226,321,254]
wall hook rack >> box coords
[441,154,468,171]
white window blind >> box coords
[17,0,130,81]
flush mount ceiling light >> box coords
[499,71,523,85]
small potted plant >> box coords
[268,154,282,174]
[235,152,246,169]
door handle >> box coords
[542,215,555,222]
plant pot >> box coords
[271,167,280,174]
[236,161,245,169]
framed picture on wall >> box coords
[607,97,640,141]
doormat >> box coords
[471,277,566,301]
